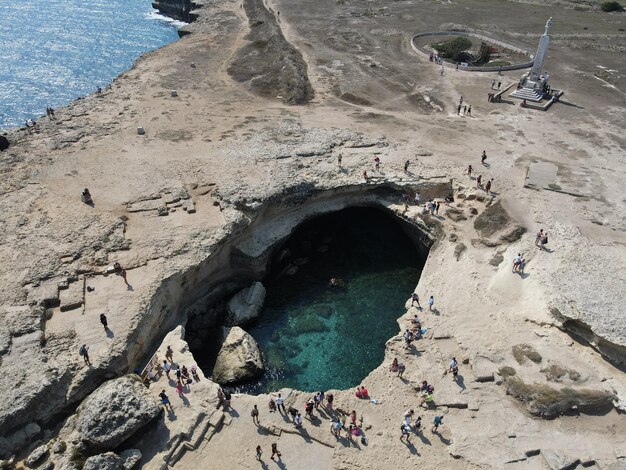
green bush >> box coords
[432,37,472,61]
[601,1,623,12]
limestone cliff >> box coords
[152,0,192,22]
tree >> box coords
[432,37,473,62]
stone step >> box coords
[510,87,544,102]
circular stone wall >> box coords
[410,31,534,72]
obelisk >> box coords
[529,17,552,83]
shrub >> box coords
[601,1,623,12]
[540,364,581,382]
[512,344,542,365]
[432,37,472,61]
[498,366,517,378]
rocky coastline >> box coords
[0,0,625,468]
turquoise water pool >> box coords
[239,207,425,394]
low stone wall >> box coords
[410,31,534,72]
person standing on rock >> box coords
[457,104,461,115]
[326,392,334,410]
[159,390,173,411]
[79,344,90,365]
[223,389,232,409]
[363,170,368,181]
[315,391,324,409]
[403,329,413,350]
[256,445,263,461]
[477,174,482,188]
[305,399,315,419]
[535,229,544,247]
[398,362,406,378]
[275,393,286,413]
[540,232,549,251]
[100,313,108,331]
[414,416,422,433]
[162,360,171,379]
[217,388,225,408]
[411,292,421,308]
[338,154,342,167]
[404,160,410,173]
[513,253,522,273]
[288,406,298,423]
[481,150,487,165]
[449,357,459,381]
[251,404,260,426]
[165,345,174,364]
[400,423,412,442]
[467,105,472,116]
[294,411,303,428]
[374,156,381,171]
[270,443,281,461]
[468,165,473,177]
[432,415,444,433]
[176,381,184,398]
[519,258,527,274]
[485,178,492,194]
[428,295,434,311]
[331,420,343,437]
[403,409,414,428]
[191,366,201,382]
[113,262,130,287]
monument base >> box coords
[510,86,545,102]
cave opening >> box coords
[191,205,430,393]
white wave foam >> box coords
[146,9,188,28]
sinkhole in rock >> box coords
[198,206,428,393]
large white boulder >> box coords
[76,375,161,452]
[226,282,266,326]
[212,327,264,384]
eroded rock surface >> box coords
[226,281,266,326]
[83,452,124,470]
[212,327,264,384]
[76,376,160,451]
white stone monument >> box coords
[511,18,555,102]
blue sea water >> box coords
[0,0,182,129]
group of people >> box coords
[512,253,527,274]
[258,388,369,450]
[157,345,203,407]
[410,292,435,311]
[429,52,443,64]
[399,409,444,442]
[46,106,56,119]
[456,96,472,116]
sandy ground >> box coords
[1,0,626,468]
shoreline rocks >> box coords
[212,327,264,384]
[226,281,266,326]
